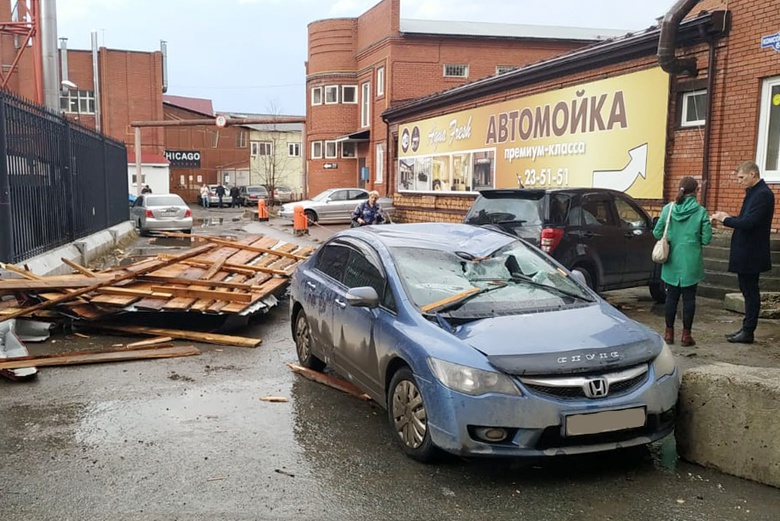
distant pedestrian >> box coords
[141,184,152,194]
[215,183,226,208]
[199,184,210,208]
[351,190,385,227]
[653,176,712,347]
[230,185,240,208]
[711,161,775,344]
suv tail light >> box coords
[184,208,192,218]
[540,228,563,254]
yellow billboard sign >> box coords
[397,67,669,199]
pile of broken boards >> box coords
[0,233,315,379]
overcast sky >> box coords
[56,0,675,116]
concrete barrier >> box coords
[676,363,780,488]
[1,221,136,277]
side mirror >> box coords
[570,270,587,287]
[345,286,379,308]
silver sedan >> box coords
[130,193,193,235]
[279,188,394,224]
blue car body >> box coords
[289,223,679,460]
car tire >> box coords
[387,367,438,463]
[293,309,326,371]
[571,266,595,290]
[304,210,318,225]
[649,281,666,303]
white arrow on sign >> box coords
[592,143,648,192]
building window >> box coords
[361,82,371,128]
[376,67,385,97]
[288,142,300,157]
[680,89,707,127]
[60,90,96,114]
[311,141,322,159]
[341,142,356,158]
[325,85,339,104]
[375,143,384,183]
[311,87,322,105]
[495,65,517,75]
[236,131,248,148]
[325,140,338,159]
[211,130,219,148]
[251,141,272,156]
[757,76,780,181]
[443,64,468,78]
[342,85,357,104]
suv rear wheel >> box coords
[649,281,666,303]
[571,265,595,290]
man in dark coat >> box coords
[215,184,226,208]
[230,185,240,208]
[712,161,775,344]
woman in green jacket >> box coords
[653,176,713,346]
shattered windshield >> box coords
[391,240,592,317]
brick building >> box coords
[162,95,255,203]
[380,0,780,231]
[305,0,624,198]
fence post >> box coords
[0,98,15,263]
[63,117,76,241]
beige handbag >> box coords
[652,203,674,264]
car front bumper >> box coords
[418,366,680,458]
[279,208,295,220]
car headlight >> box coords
[652,343,676,379]
[428,358,520,396]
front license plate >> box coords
[565,407,646,437]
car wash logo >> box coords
[411,126,420,152]
[164,150,201,168]
[761,31,780,52]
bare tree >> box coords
[250,101,303,206]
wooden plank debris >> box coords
[286,362,372,400]
[93,324,262,348]
[0,344,200,370]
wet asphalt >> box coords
[2,206,780,520]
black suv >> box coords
[464,188,664,302]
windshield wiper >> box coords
[507,273,593,302]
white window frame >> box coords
[361,82,371,128]
[324,85,339,104]
[342,85,357,104]
[443,64,469,78]
[376,67,385,97]
[495,65,516,75]
[288,142,301,157]
[680,89,707,127]
[251,141,272,157]
[756,76,780,182]
[60,89,96,114]
[341,142,356,158]
[236,131,248,148]
[375,143,384,184]
[311,87,322,106]
[325,140,338,159]
[311,141,322,159]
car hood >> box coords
[451,302,662,376]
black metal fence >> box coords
[0,91,128,264]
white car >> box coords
[279,188,394,224]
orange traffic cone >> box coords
[257,199,268,222]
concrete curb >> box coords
[2,221,136,276]
[676,363,780,489]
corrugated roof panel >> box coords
[399,19,629,41]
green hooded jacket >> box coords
[653,196,713,287]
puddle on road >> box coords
[196,217,224,227]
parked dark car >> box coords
[463,188,665,302]
[289,223,679,461]
[239,185,269,207]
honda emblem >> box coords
[584,377,609,398]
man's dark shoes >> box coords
[725,329,743,340]
[727,330,754,344]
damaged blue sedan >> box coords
[289,223,680,462]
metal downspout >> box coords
[701,39,717,208]
[91,31,101,132]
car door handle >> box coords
[334,298,346,309]
[306,281,316,289]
